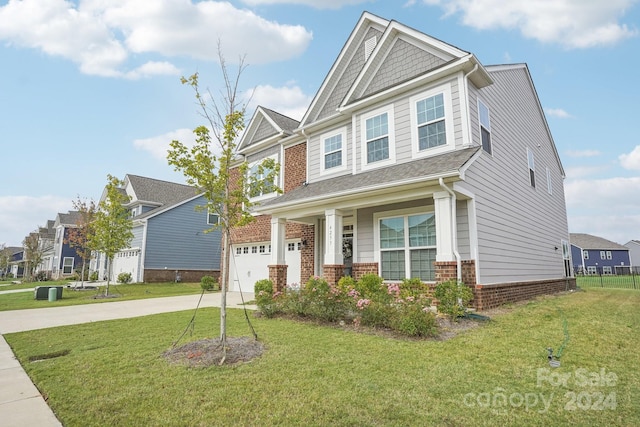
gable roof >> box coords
[55,211,82,227]
[257,147,480,213]
[125,174,197,207]
[238,106,300,153]
[570,233,628,250]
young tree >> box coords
[0,244,12,278]
[66,197,97,288]
[23,231,43,282]
[89,175,133,296]
[167,48,280,364]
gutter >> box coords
[439,177,461,282]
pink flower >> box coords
[356,298,371,310]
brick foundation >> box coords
[143,269,219,284]
[269,264,288,292]
[352,262,379,280]
[434,260,477,285]
[472,278,577,310]
[323,264,345,286]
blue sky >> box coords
[1,0,639,248]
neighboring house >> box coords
[37,220,56,277]
[570,233,632,275]
[52,211,84,279]
[229,12,574,310]
[5,247,24,278]
[625,240,640,273]
[94,174,221,283]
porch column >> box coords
[323,209,344,285]
[433,191,455,262]
[268,217,287,291]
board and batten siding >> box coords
[143,196,221,271]
[463,67,569,284]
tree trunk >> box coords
[105,257,111,296]
[219,227,230,364]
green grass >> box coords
[0,282,204,311]
[576,275,638,290]
[0,280,71,291]
[5,288,639,426]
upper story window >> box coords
[600,251,606,260]
[527,148,536,188]
[207,209,219,225]
[546,167,553,195]
[321,127,347,174]
[583,250,589,260]
[410,84,454,158]
[248,156,278,200]
[361,105,395,170]
[478,99,492,154]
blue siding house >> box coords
[52,211,84,279]
[570,233,631,275]
[96,174,222,283]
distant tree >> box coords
[0,244,12,277]
[66,197,97,288]
[167,46,280,364]
[89,175,133,296]
[23,231,43,282]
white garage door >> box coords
[228,240,301,292]
[110,249,141,282]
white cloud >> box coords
[565,176,640,210]
[569,214,640,245]
[619,145,640,170]
[422,0,638,48]
[546,108,573,119]
[241,0,370,9]
[0,195,71,247]
[564,165,607,179]
[0,0,313,77]
[565,149,601,158]
[133,128,197,160]
[248,84,312,121]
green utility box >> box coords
[34,286,63,301]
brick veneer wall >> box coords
[144,269,219,283]
[472,278,577,311]
[352,263,379,281]
[269,264,288,292]
[323,264,344,286]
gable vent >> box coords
[364,36,377,61]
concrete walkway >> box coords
[0,292,255,427]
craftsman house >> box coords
[230,12,574,309]
[94,174,221,283]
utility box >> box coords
[35,286,63,301]
[48,287,58,302]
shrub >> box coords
[89,271,99,281]
[200,275,218,291]
[434,280,474,321]
[254,279,280,318]
[355,274,385,300]
[393,297,437,337]
[117,272,132,284]
[34,271,50,282]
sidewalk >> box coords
[0,292,255,427]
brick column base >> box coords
[268,264,288,292]
[323,264,345,286]
[434,260,476,285]
[352,263,379,281]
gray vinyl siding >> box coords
[130,226,144,249]
[252,117,277,143]
[456,200,471,259]
[308,121,353,183]
[143,196,222,270]
[247,145,280,164]
[462,67,569,284]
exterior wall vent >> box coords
[364,36,377,61]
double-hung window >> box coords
[62,257,74,275]
[321,127,346,174]
[527,148,536,188]
[377,211,436,281]
[417,93,446,150]
[248,156,278,199]
[207,209,219,225]
[478,99,492,154]
[361,106,395,169]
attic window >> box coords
[364,36,377,61]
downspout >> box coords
[439,178,461,282]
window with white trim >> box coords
[361,106,395,169]
[321,127,346,173]
[378,212,436,281]
[527,148,536,188]
[478,99,492,154]
[583,250,589,260]
[600,251,606,260]
[546,167,552,195]
[248,156,278,200]
[207,209,219,225]
[62,257,74,275]
[587,266,597,275]
[606,251,612,260]
[602,266,612,275]
[416,93,446,150]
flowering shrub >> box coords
[254,274,437,337]
[434,280,474,321]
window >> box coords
[606,251,612,260]
[546,167,553,195]
[602,266,612,275]
[252,246,257,254]
[600,251,606,260]
[207,210,219,225]
[378,212,436,281]
[288,243,295,251]
[361,106,395,169]
[259,245,266,254]
[478,99,491,154]
[62,257,74,275]
[587,266,597,275]
[583,250,589,260]
[236,247,242,255]
[248,156,278,199]
[527,148,536,188]
[416,93,446,151]
[321,128,346,173]
[243,247,249,254]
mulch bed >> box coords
[164,336,265,367]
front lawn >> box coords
[5,288,639,426]
[0,282,204,311]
